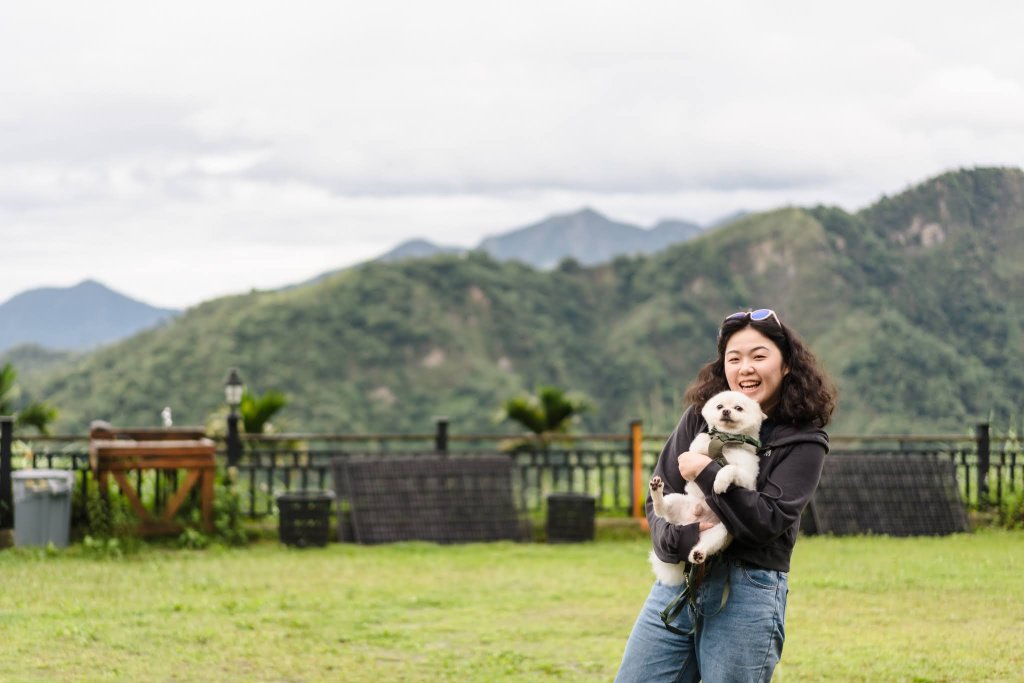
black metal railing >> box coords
[233,445,637,518]
[2,421,1021,527]
[827,426,1022,508]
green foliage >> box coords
[807,205,900,289]
[500,386,590,450]
[501,386,589,434]
[74,465,251,552]
[833,309,993,431]
[15,401,59,435]
[81,534,124,559]
[0,362,17,413]
[994,487,1024,529]
[211,468,249,546]
[176,527,210,550]
[171,468,250,547]
[0,344,76,379]
[0,361,59,433]
[80,483,140,555]
[240,388,288,434]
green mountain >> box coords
[21,167,1024,436]
[0,344,76,376]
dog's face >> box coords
[701,390,766,436]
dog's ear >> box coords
[761,411,768,421]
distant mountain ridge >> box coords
[0,279,178,353]
[376,205,712,266]
[477,208,704,267]
[376,207,716,268]
[375,238,463,263]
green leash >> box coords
[659,560,731,635]
[658,577,696,635]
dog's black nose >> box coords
[722,409,731,418]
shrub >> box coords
[994,487,1024,529]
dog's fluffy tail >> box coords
[649,549,686,586]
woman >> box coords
[615,309,837,683]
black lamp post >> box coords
[224,368,244,468]
[0,417,13,535]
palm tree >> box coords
[13,402,59,436]
[0,362,58,435]
[500,385,590,449]
[0,363,19,415]
[239,388,288,434]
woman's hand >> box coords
[677,450,712,481]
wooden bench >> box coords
[89,426,216,535]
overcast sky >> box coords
[3,1,1023,308]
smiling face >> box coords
[723,326,789,415]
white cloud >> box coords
[2,1,1024,306]
[898,66,1024,131]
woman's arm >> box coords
[692,440,827,546]
[647,408,705,564]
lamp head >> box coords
[224,368,244,408]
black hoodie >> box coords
[647,405,829,573]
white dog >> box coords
[648,390,766,585]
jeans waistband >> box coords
[728,557,773,571]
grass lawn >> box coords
[1,526,1022,682]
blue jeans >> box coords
[615,559,788,682]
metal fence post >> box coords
[975,423,990,505]
[434,416,449,455]
[629,420,643,521]
[1,417,13,533]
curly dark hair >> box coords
[683,314,838,427]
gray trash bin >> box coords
[13,470,75,548]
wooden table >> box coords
[89,436,216,535]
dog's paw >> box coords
[689,548,706,565]
[650,476,663,492]
[713,469,734,495]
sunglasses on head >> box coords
[719,309,783,338]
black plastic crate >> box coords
[546,493,595,542]
[277,490,335,547]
